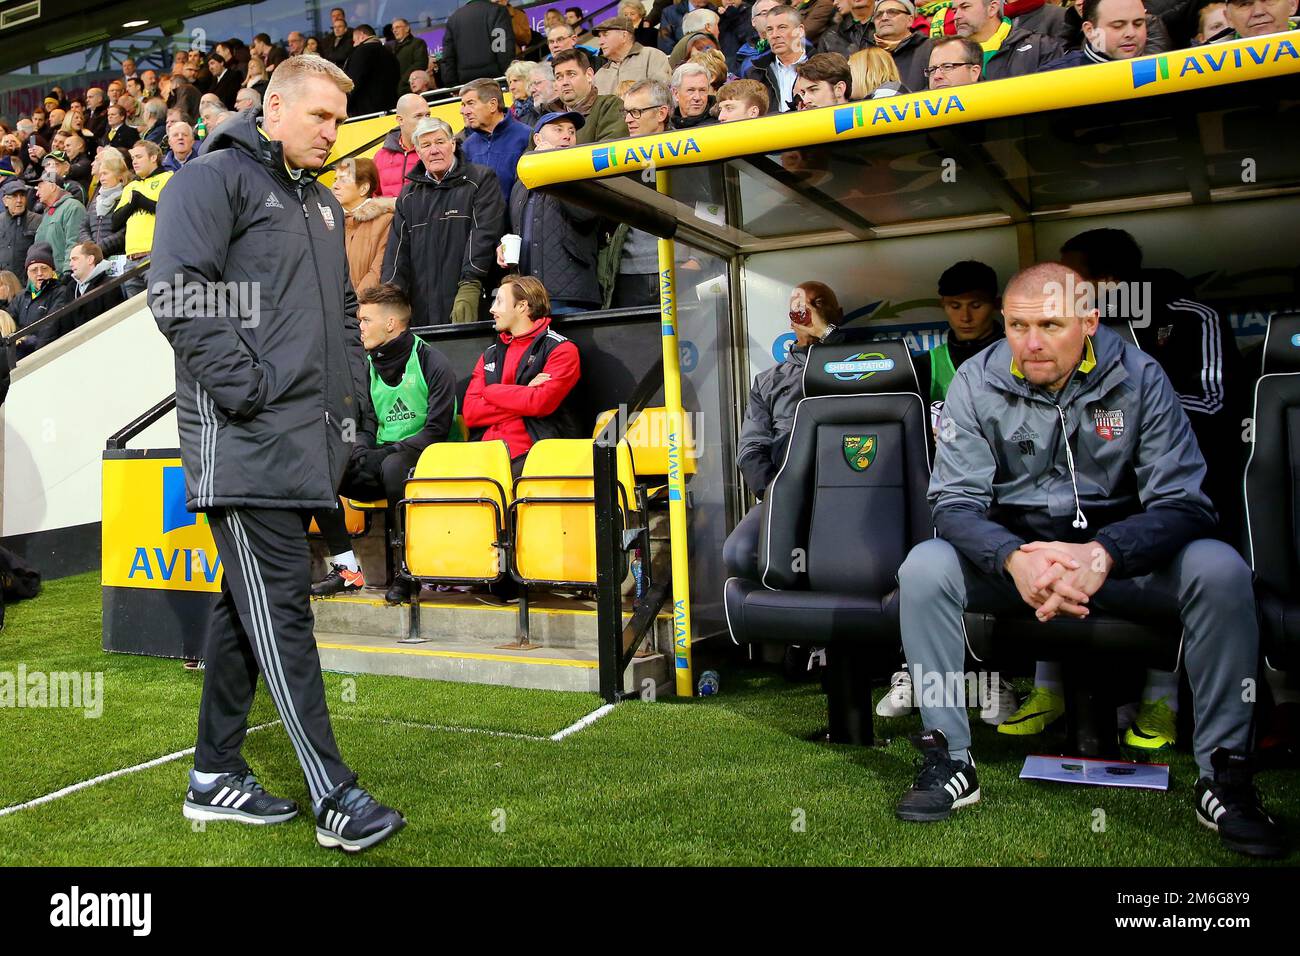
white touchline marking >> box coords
[0,721,282,819]
[332,714,550,742]
[549,703,616,741]
[0,703,624,819]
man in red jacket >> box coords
[463,275,583,478]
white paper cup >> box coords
[500,233,522,266]
[695,273,727,300]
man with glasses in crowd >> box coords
[926,36,985,89]
[871,0,932,92]
[599,80,671,309]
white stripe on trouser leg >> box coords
[222,511,329,800]
[225,511,333,801]
[227,511,333,800]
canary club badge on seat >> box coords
[843,434,877,472]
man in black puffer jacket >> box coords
[381,116,506,325]
[0,179,39,276]
[148,55,406,854]
[441,0,516,86]
[501,111,600,314]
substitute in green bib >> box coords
[312,283,457,604]
[917,260,1004,431]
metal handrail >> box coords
[105,393,175,450]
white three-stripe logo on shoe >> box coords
[944,781,959,799]
[232,792,252,809]
[1202,791,1227,821]
[212,786,229,805]
[955,772,968,790]
[222,790,243,807]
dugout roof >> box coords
[515,33,1300,258]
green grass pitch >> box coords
[1,571,1297,866]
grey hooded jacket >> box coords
[738,330,850,496]
[930,323,1215,579]
[149,108,371,512]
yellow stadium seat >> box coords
[400,441,513,582]
[511,438,637,586]
[592,406,698,480]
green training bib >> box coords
[371,339,429,444]
[929,342,957,403]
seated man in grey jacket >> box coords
[892,262,1281,859]
[724,280,844,580]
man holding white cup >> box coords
[497,111,601,316]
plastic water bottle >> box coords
[698,669,720,696]
[631,552,644,599]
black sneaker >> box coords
[1195,749,1285,859]
[311,564,365,597]
[315,778,406,853]
[895,729,980,823]
[182,769,298,825]
[385,575,415,605]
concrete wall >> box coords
[1,294,178,540]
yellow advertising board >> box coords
[516,33,1300,190]
[101,454,223,594]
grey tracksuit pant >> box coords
[897,537,1257,776]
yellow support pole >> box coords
[655,169,695,697]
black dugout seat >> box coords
[1245,311,1300,672]
[724,339,933,743]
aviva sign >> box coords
[102,455,223,593]
[1132,38,1299,88]
[516,33,1300,190]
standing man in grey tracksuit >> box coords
[892,262,1282,859]
[149,55,405,853]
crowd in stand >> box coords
[2,0,1295,359]
[0,1,1291,852]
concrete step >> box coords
[315,630,669,695]
[310,587,670,652]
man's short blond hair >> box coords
[265,53,354,102]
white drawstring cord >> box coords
[1055,403,1088,530]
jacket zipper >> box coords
[300,191,336,494]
